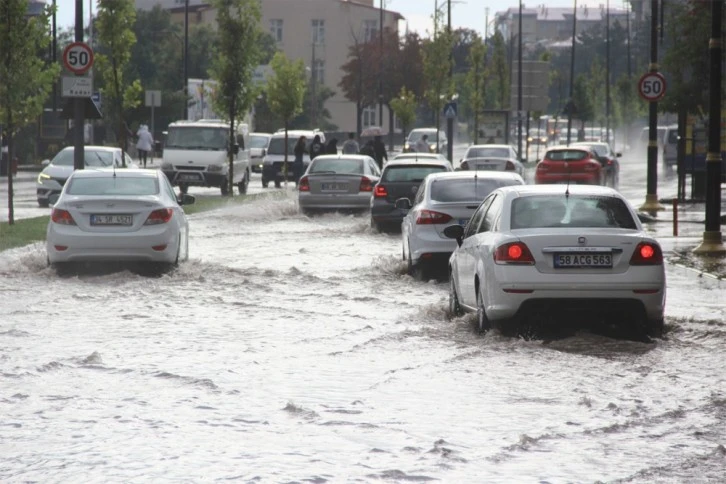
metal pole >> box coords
[566,0,577,146]
[446,0,454,164]
[605,0,610,144]
[311,42,317,127]
[378,0,384,127]
[693,0,725,254]
[517,0,523,160]
[52,0,57,111]
[639,0,664,213]
[183,0,189,120]
[73,0,84,171]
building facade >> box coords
[135,0,403,134]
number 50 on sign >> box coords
[638,72,666,102]
[62,42,94,75]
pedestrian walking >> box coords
[310,134,324,160]
[326,138,338,155]
[414,134,430,153]
[373,135,388,169]
[341,132,360,154]
[360,139,375,159]
[136,124,154,168]
[293,135,307,184]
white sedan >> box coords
[46,169,194,272]
[399,171,525,279]
[445,185,666,338]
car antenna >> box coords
[113,157,117,177]
[565,165,570,199]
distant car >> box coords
[534,146,604,186]
[662,124,679,169]
[46,169,194,272]
[249,132,272,173]
[262,129,325,188]
[572,141,621,188]
[392,152,449,162]
[298,154,381,214]
[370,157,453,231]
[462,144,518,161]
[36,146,138,207]
[444,184,665,338]
[399,171,525,279]
[403,128,448,154]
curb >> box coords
[667,250,725,281]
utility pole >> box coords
[517,0,523,161]
[73,0,85,170]
[311,42,317,127]
[183,0,189,120]
[446,0,454,164]
[566,0,577,146]
[693,0,725,255]
[605,0,610,145]
[379,0,384,128]
[639,0,664,213]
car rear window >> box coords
[510,195,637,229]
[546,150,589,161]
[66,177,160,196]
[430,178,522,202]
[466,147,510,158]
[382,165,448,182]
[309,158,363,174]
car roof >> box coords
[467,144,512,149]
[383,158,451,168]
[425,171,524,184]
[497,184,621,198]
[393,153,445,159]
[545,145,592,151]
[69,168,159,179]
[59,145,119,153]
[311,154,372,161]
[271,130,323,138]
[251,132,272,137]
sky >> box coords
[55,0,628,37]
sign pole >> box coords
[73,0,85,171]
[151,93,155,165]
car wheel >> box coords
[220,179,229,196]
[262,178,269,188]
[274,179,281,188]
[38,199,49,208]
[238,171,248,195]
[449,274,463,317]
[644,318,664,339]
[476,285,491,334]
[51,262,73,276]
[179,183,189,195]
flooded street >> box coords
[2,151,725,482]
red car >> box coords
[535,146,604,185]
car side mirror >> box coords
[41,159,50,166]
[394,197,412,211]
[443,224,464,247]
[261,149,266,157]
[616,152,622,157]
[48,193,60,205]
[179,194,196,206]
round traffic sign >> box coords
[638,72,666,102]
[62,42,94,75]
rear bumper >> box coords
[535,172,600,184]
[163,170,226,187]
[298,192,372,211]
[371,200,407,224]
[408,228,457,265]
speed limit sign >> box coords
[62,42,94,75]
[638,72,666,102]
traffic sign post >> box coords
[638,72,666,102]
[63,42,94,75]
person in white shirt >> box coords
[414,134,431,153]
[136,124,154,168]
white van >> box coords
[161,119,251,195]
[261,129,325,188]
[662,124,679,168]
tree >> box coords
[95,0,143,165]
[465,34,486,143]
[292,82,337,131]
[572,74,594,134]
[487,31,509,110]
[0,0,59,225]
[266,51,306,186]
[389,87,417,141]
[422,12,454,152]
[339,30,377,138]
[209,0,262,196]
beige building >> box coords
[135,0,403,133]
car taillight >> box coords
[359,177,373,192]
[629,242,663,265]
[415,209,452,225]
[536,162,548,172]
[460,160,469,170]
[494,242,535,265]
[584,161,601,171]
[505,160,515,170]
[374,184,387,198]
[51,208,76,225]
[298,176,310,192]
[144,208,173,225]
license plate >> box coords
[91,214,132,226]
[178,173,202,181]
[321,183,348,191]
[474,165,498,170]
[554,253,612,268]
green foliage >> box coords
[464,34,486,142]
[266,51,306,126]
[291,82,337,131]
[422,12,454,136]
[572,74,594,126]
[0,216,49,252]
[487,31,509,110]
[389,87,417,139]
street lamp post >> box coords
[73,0,85,171]
[446,0,454,164]
[379,0,384,128]
[605,0,610,145]
[183,0,189,120]
[566,0,577,146]
[517,0,523,162]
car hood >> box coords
[41,164,74,180]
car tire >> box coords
[238,171,249,195]
[644,318,664,339]
[449,274,463,317]
[179,183,189,195]
[51,262,73,276]
[407,248,427,281]
[38,199,49,208]
[220,178,230,196]
[262,178,269,188]
[274,179,281,189]
[476,285,491,334]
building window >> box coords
[364,19,378,42]
[312,59,325,85]
[312,19,325,44]
[270,19,283,42]
[363,105,377,127]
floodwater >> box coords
[1,152,725,483]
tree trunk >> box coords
[356,102,362,143]
[6,123,14,226]
[229,97,235,196]
[435,111,441,153]
[387,105,394,152]
[283,119,289,188]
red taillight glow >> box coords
[54,245,68,251]
[415,209,452,225]
[374,185,388,198]
[51,208,76,225]
[583,161,601,172]
[359,177,373,192]
[494,242,535,265]
[505,160,515,170]
[152,244,167,251]
[461,161,469,170]
[298,176,310,192]
[144,208,173,225]
[630,242,663,265]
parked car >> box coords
[399,171,525,279]
[444,184,665,338]
[298,154,380,214]
[46,169,194,272]
[249,132,272,173]
[572,141,621,188]
[262,129,325,188]
[370,157,453,232]
[37,146,138,208]
[534,145,604,186]
[403,128,448,154]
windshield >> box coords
[66,177,160,196]
[165,126,229,150]
[309,158,363,174]
[382,165,448,182]
[249,135,270,149]
[52,149,114,167]
[267,137,310,155]
[546,149,589,161]
[430,177,521,202]
[575,144,607,156]
[466,147,511,159]
[511,195,637,229]
[408,130,440,143]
